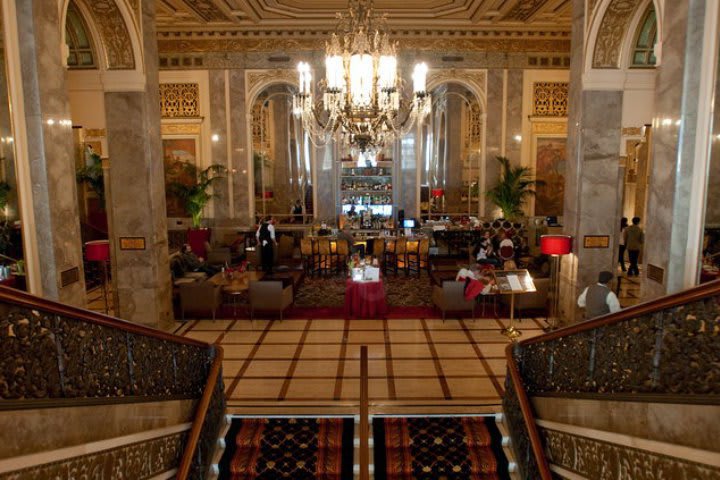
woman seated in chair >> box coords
[473,231,501,267]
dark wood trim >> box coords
[0,395,196,411]
[520,279,720,346]
[359,346,370,480]
[531,392,720,405]
[177,345,224,480]
[505,343,553,480]
[0,286,208,348]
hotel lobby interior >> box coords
[0,0,719,479]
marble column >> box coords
[644,0,708,297]
[505,70,524,165]
[208,70,230,224]
[484,70,504,218]
[400,131,418,219]
[315,144,337,224]
[560,0,624,323]
[445,92,464,213]
[229,70,251,225]
[104,0,172,328]
[16,0,86,305]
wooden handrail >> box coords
[359,346,370,480]
[177,345,225,480]
[503,279,720,478]
[505,344,552,480]
[0,285,207,348]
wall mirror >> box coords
[0,4,28,290]
[251,84,314,224]
[419,83,484,220]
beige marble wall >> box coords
[16,0,86,305]
[0,399,195,459]
[104,0,172,328]
[645,0,708,297]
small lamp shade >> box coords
[85,240,110,261]
[431,188,445,198]
[540,235,572,255]
[263,191,274,199]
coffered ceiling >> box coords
[156,0,572,35]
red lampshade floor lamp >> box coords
[540,235,573,330]
[85,240,111,314]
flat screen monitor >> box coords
[403,219,416,229]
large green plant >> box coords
[76,152,105,208]
[486,156,542,220]
[168,163,227,228]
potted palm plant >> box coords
[168,163,227,257]
[486,156,542,221]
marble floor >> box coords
[174,316,548,415]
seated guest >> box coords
[180,244,220,275]
[473,231,501,267]
[338,225,365,256]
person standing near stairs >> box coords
[577,271,621,319]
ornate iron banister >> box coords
[177,346,226,480]
[504,279,720,478]
[0,285,213,405]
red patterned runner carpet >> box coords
[373,416,509,480]
[219,417,355,480]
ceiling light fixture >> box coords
[293,0,431,154]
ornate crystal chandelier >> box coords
[293,0,431,153]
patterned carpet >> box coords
[373,416,509,480]
[219,417,355,480]
[295,274,434,307]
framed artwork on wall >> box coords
[533,136,567,217]
[162,136,199,218]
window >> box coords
[631,6,657,68]
[65,1,96,69]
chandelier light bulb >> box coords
[378,55,397,91]
[413,63,428,94]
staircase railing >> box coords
[0,285,223,478]
[503,279,720,479]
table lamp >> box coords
[540,234,572,330]
[85,240,111,314]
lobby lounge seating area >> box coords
[4,0,720,478]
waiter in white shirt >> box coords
[577,271,621,319]
[256,217,276,273]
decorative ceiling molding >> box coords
[156,0,572,34]
[157,37,571,54]
[502,0,547,21]
[592,0,642,68]
[76,0,135,69]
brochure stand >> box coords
[493,269,537,340]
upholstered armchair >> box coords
[178,280,222,320]
[431,280,475,321]
[249,279,293,320]
[204,241,232,266]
